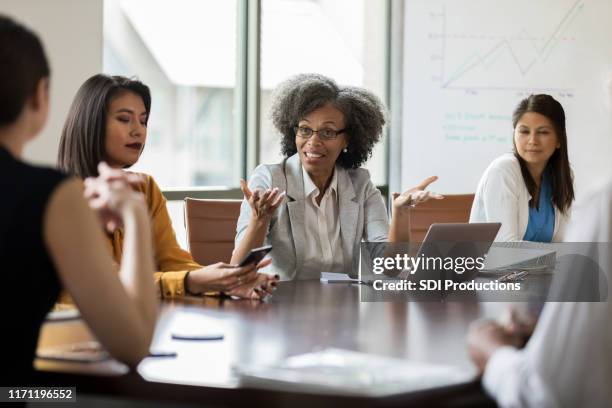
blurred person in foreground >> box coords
[0,15,157,386]
[468,170,611,405]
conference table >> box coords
[34,280,516,407]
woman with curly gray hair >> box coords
[231,74,442,280]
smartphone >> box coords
[238,245,272,267]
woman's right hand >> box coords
[83,162,145,232]
[240,179,285,223]
[185,258,273,295]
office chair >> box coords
[408,194,475,242]
[184,198,242,265]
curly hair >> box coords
[269,73,386,169]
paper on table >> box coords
[234,348,473,397]
[45,308,80,322]
[482,246,556,273]
[37,341,110,363]
[320,272,361,283]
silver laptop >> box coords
[413,222,502,281]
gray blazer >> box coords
[235,154,389,280]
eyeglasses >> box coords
[294,126,346,140]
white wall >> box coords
[0,0,103,165]
[400,0,612,197]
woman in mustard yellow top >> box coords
[57,74,277,300]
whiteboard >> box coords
[401,0,612,196]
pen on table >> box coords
[514,271,529,280]
[171,333,225,341]
[323,280,365,284]
[148,351,178,358]
[498,270,529,282]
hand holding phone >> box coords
[238,245,272,267]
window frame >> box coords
[160,0,392,204]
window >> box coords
[259,0,388,185]
[104,0,240,189]
[104,0,390,249]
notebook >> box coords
[235,348,473,397]
[482,246,556,272]
[320,272,362,283]
[37,341,110,363]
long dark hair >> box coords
[57,74,151,178]
[512,94,574,213]
[0,15,50,126]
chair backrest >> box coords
[409,194,475,242]
[184,198,242,265]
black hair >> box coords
[512,94,574,213]
[57,74,151,178]
[0,14,50,126]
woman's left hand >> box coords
[392,176,444,211]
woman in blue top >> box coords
[470,94,575,242]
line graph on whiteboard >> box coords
[428,0,585,94]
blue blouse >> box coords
[523,173,555,242]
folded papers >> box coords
[235,348,473,397]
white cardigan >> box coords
[469,153,569,242]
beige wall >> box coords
[0,0,103,165]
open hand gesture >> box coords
[240,179,285,222]
[392,176,444,211]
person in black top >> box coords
[0,15,158,386]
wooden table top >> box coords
[35,280,508,407]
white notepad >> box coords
[37,341,110,363]
[483,246,556,272]
[235,348,473,397]
[320,272,361,283]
